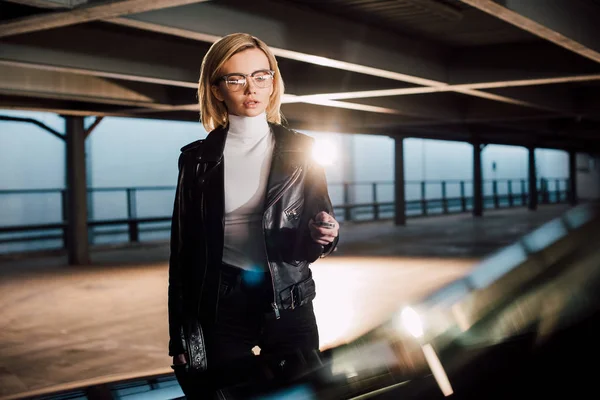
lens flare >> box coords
[312,139,338,166]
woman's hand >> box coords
[309,211,339,245]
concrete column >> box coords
[569,151,578,206]
[473,142,483,217]
[85,131,95,244]
[340,134,355,221]
[528,147,538,211]
[65,116,90,265]
[394,137,406,226]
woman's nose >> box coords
[244,77,257,94]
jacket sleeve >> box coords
[168,153,187,357]
[302,146,340,263]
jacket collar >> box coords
[197,125,227,163]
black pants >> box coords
[174,265,321,399]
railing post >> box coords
[521,179,526,206]
[372,182,379,220]
[127,188,139,242]
[493,180,499,208]
[508,180,513,207]
[460,181,466,212]
[61,189,68,249]
[421,181,427,216]
[441,181,448,214]
[343,182,352,222]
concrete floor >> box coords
[0,205,571,399]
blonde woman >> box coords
[168,33,339,398]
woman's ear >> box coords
[211,85,224,102]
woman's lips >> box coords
[244,100,259,108]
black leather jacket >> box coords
[168,123,338,371]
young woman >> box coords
[168,33,339,398]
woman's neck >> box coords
[227,112,269,139]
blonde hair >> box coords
[198,33,285,132]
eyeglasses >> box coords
[216,69,275,92]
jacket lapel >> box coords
[193,125,227,188]
[264,124,306,210]
[200,125,227,162]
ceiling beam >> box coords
[475,86,577,116]
[102,4,590,114]
[459,0,600,64]
[0,35,200,88]
[105,15,445,87]
[104,0,448,85]
[455,88,564,114]
[3,50,594,121]
[0,0,210,38]
[1,1,597,120]
[0,26,458,119]
[0,100,133,117]
[3,0,88,8]
[281,74,600,103]
[448,41,600,85]
[111,12,600,88]
[0,63,176,107]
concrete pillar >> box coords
[473,142,483,217]
[394,137,406,226]
[65,116,90,265]
[568,151,578,206]
[528,147,538,211]
[340,134,355,221]
[85,130,95,244]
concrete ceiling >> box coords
[0,0,599,152]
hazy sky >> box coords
[1,109,569,190]
[1,109,569,229]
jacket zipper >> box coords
[262,166,303,319]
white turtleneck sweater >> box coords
[222,112,274,271]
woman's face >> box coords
[211,48,274,118]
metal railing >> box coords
[333,178,570,222]
[0,178,570,253]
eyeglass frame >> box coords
[214,69,275,91]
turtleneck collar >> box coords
[227,112,270,141]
